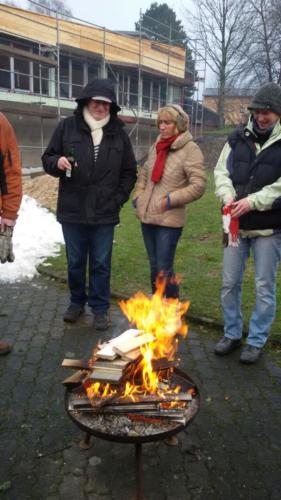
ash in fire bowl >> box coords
[66,369,200,441]
[70,402,198,438]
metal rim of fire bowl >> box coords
[64,368,200,444]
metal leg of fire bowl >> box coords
[79,432,92,450]
[135,442,144,500]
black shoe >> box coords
[240,345,262,364]
[63,304,84,323]
[94,312,111,331]
[214,336,241,355]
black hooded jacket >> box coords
[42,79,137,225]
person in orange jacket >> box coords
[0,112,22,355]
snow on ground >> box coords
[0,195,64,283]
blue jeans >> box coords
[141,223,182,298]
[222,233,281,348]
[62,223,115,313]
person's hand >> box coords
[0,225,14,264]
[57,156,72,173]
[231,198,252,218]
[225,197,235,207]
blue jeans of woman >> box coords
[222,233,281,348]
[62,223,115,313]
[141,223,182,298]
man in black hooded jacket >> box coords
[42,79,137,330]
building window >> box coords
[0,54,10,89]
[60,55,70,98]
[171,85,181,104]
[117,71,128,107]
[33,63,49,95]
[129,76,138,108]
[152,81,160,111]
[14,57,30,91]
[142,77,151,111]
[160,81,166,106]
[72,59,84,98]
[88,61,99,83]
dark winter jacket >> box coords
[227,128,281,230]
[42,111,137,225]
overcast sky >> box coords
[19,0,190,31]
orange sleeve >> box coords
[0,113,22,220]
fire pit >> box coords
[65,368,200,500]
[63,279,200,499]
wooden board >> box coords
[113,333,155,356]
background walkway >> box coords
[0,276,281,499]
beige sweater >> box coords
[133,131,206,227]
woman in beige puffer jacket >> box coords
[133,105,206,298]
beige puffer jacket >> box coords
[134,131,206,227]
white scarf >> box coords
[83,106,110,146]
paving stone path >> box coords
[0,276,281,500]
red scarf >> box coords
[151,135,179,183]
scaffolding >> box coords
[0,1,207,169]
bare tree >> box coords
[185,0,252,127]
[27,0,72,19]
[237,0,281,86]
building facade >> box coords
[0,3,187,168]
[203,88,253,126]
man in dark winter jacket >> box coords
[214,82,281,364]
[42,79,137,330]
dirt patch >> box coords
[23,175,58,211]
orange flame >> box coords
[85,276,190,400]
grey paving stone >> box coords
[0,275,281,500]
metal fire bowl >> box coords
[65,368,200,444]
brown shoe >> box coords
[0,341,12,355]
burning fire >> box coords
[84,277,190,401]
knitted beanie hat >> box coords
[248,82,281,115]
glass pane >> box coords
[172,86,181,104]
[160,81,166,106]
[60,56,69,98]
[33,63,49,95]
[14,58,29,90]
[152,82,159,111]
[129,76,138,107]
[0,55,10,89]
[72,59,84,98]
[88,61,99,83]
[142,78,150,111]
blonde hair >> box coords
[157,105,189,132]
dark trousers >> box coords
[141,223,182,298]
[62,222,115,313]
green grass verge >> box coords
[203,126,235,136]
[42,171,281,340]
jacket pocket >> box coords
[95,187,118,215]
[147,196,164,215]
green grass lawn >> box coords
[42,171,281,340]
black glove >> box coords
[0,225,15,263]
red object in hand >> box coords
[223,205,239,246]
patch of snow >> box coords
[0,195,64,283]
